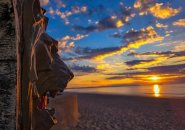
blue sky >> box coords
[40,0,185,88]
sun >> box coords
[150,76,160,81]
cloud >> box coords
[134,0,181,19]
[73,25,98,33]
[58,34,88,52]
[106,63,185,81]
[73,16,125,33]
[96,63,111,70]
[173,43,185,52]
[94,26,164,60]
[65,26,164,61]
[156,22,168,28]
[74,47,119,56]
[61,34,88,41]
[73,3,134,33]
[124,49,185,69]
[70,64,97,73]
[106,75,129,80]
[125,56,170,68]
[59,41,75,52]
[49,6,87,24]
[64,26,164,61]
[54,0,66,8]
[127,50,185,58]
[111,32,122,38]
[123,26,162,43]
[148,64,185,74]
[149,3,181,19]
[39,0,49,6]
[125,59,155,66]
[62,46,120,61]
[173,19,185,27]
[134,0,154,15]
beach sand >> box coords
[69,93,185,130]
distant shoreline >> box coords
[66,92,185,99]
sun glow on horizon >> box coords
[150,76,161,81]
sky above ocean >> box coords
[40,0,185,88]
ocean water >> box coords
[66,84,185,98]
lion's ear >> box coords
[32,0,42,22]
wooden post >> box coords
[13,0,35,129]
[13,0,22,129]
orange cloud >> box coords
[129,56,169,69]
[156,22,168,28]
[94,26,164,60]
[134,0,181,19]
[58,34,88,52]
[173,19,185,27]
[149,3,181,19]
[116,20,124,28]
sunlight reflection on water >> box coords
[153,84,160,97]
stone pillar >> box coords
[0,1,16,129]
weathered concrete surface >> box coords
[49,94,80,130]
[0,1,16,130]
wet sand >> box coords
[70,93,185,130]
